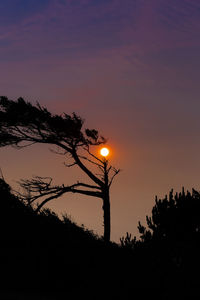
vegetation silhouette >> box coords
[0,178,124,299]
[1,177,200,298]
[121,189,200,297]
[0,96,120,242]
[1,97,200,298]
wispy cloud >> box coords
[1,0,200,98]
[1,0,200,61]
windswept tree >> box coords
[0,96,120,242]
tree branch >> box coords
[64,161,77,168]
[35,190,67,212]
[71,182,101,190]
[79,155,104,169]
[83,145,104,164]
[70,188,102,198]
[72,151,104,188]
[109,168,121,187]
[18,176,103,211]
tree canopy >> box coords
[0,96,105,150]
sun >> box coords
[100,147,109,157]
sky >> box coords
[1,0,200,242]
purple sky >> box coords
[1,0,200,242]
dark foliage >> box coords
[123,188,200,247]
[0,96,105,149]
[2,179,200,298]
[121,189,200,296]
[0,179,127,299]
[146,188,200,237]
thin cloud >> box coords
[0,0,200,91]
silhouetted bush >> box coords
[121,188,200,292]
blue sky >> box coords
[0,0,50,26]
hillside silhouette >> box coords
[1,178,200,299]
[0,178,125,299]
[0,178,102,247]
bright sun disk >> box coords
[100,147,109,157]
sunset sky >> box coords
[1,0,200,242]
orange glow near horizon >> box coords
[100,147,110,157]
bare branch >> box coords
[19,176,53,191]
[49,147,67,156]
[72,151,104,188]
[14,141,37,149]
[70,188,102,198]
[35,190,67,212]
[83,146,104,164]
[79,155,104,169]
[107,166,112,174]
[109,168,121,187]
[71,182,101,190]
[35,187,102,212]
[18,176,102,211]
[64,161,77,168]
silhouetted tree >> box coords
[120,188,200,290]
[0,96,120,242]
[137,188,200,244]
[122,188,200,246]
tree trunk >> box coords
[103,188,110,242]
